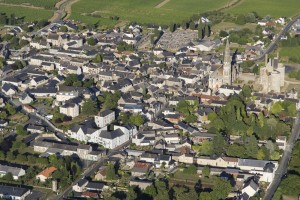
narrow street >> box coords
[263,111,300,200]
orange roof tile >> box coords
[37,166,57,178]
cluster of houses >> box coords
[0,17,297,200]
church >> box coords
[208,40,239,92]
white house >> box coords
[241,179,259,200]
[60,103,80,118]
[72,178,89,192]
[19,92,34,104]
[94,110,115,128]
[0,164,26,180]
[218,85,242,96]
[36,166,57,182]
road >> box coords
[55,140,131,200]
[263,111,300,200]
[253,16,300,61]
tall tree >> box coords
[211,178,232,200]
[82,99,98,115]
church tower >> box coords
[223,39,232,85]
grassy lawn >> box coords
[70,0,230,26]
[8,113,29,124]
[172,170,200,181]
[0,5,53,21]
[226,0,300,18]
[212,22,257,32]
[280,46,300,63]
[2,0,57,8]
[54,113,91,131]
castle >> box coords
[208,40,238,91]
[259,55,285,93]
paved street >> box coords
[253,16,300,61]
[55,140,131,200]
[263,112,300,200]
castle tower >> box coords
[223,39,232,85]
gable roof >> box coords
[100,128,124,139]
[37,166,57,178]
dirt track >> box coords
[155,0,170,8]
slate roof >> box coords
[0,185,30,197]
[0,164,23,177]
[100,129,124,139]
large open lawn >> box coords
[227,0,300,18]
[280,46,300,63]
[1,0,57,8]
[0,5,53,21]
[70,0,230,26]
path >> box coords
[155,0,170,8]
[263,111,300,200]
[49,0,78,22]
[252,15,300,61]
[0,3,44,9]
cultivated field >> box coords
[70,0,230,26]
[0,5,53,21]
[226,0,300,18]
[1,0,57,8]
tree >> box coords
[205,24,211,37]
[16,125,27,135]
[64,74,79,86]
[129,114,144,127]
[92,54,103,63]
[10,14,16,25]
[199,140,213,155]
[176,100,198,124]
[202,166,210,178]
[73,81,82,87]
[280,175,300,196]
[82,99,98,115]
[155,181,169,200]
[118,112,130,124]
[189,22,196,30]
[256,149,265,160]
[271,102,283,115]
[100,91,121,110]
[199,192,212,200]
[19,40,29,47]
[126,186,138,200]
[144,184,157,199]
[212,133,227,156]
[60,26,68,32]
[211,178,232,200]
[87,37,97,46]
[245,135,259,158]
[106,163,116,180]
[183,164,197,174]
[181,21,187,30]
[169,23,176,32]
[226,143,246,157]
[219,30,229,38]
[5,103,16,115]
[0,151,5,160]
[0,14,7,25]
[0,111,8,120]
[2,172,13,181]
[117,41,134,51]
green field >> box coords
[227,0,300,18]
[0,5,53,21]
[280,46,300,63]
[70,0,230,26]
[2,0,57,8]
